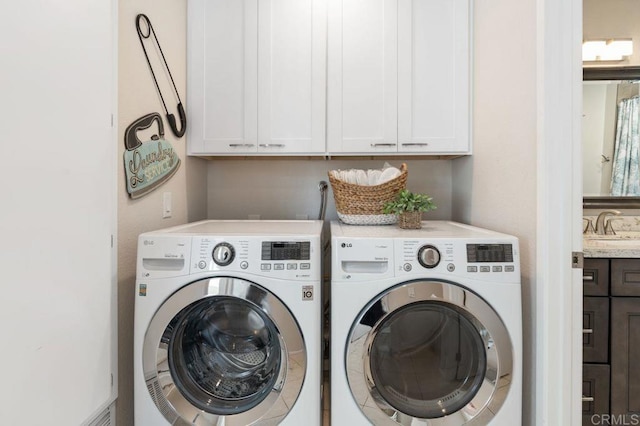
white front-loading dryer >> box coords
[134,220,323,426]
[331,221,522,426]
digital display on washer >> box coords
[467,244,513,263]
[261,241,311,260]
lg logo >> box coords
[341,242,353,248]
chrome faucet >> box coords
[595,210,621,235]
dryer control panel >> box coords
[395,239,519,282]
[331,220,520,284]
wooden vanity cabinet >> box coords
[583,258,610,425]
[583,258,609,296]
[583,297,609,363]
[583,258,640,424]
[611,297,640,415]
[582,364,610,426]
[611,258,640,296]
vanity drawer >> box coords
[583,297,609,363]
[583,259,609,296]
[582,364,610,426]
[611,259,640,296]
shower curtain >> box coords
[610,96,640,196]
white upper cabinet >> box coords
[327,0,471,155]
[327,0,398,154]
[188,0,470,156]
[188,0,258,154]
[258,0,327,154]
[188,0,327,155]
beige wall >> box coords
[453,0,537,424]
[117,1,207,424]
[206,159,453,221]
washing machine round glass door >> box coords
[142,277,305,425]
[346,279,513,425]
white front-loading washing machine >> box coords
[134,220,323,426]
[331,221,522,425]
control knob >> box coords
[418,245,440,268]
[212,242,235,266]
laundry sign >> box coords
[124,113,180,199]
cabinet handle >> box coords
[259,144,286,148]
[582,395,595,402]
[228,144,255,148]
[583,328,593,334]
[583,273,594,281]
[401,143,429,147]
[370,143,396,147]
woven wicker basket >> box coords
[328,164,408,225]
[397,211,422,229]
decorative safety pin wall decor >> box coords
[136,14,187,138]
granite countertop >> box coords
[584,231,640,258]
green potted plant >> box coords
[383,189,437,229]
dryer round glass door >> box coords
[142,277,306,425]
[346,280,513,425]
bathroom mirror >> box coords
[583,66,640,208]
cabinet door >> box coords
[611,259,640,296]
[583,258,610,296]
[583,297,609,363]
[188,0,258,154]
[327,0,398,153]
[611,297,640,415]
[397,0,470,154]
[258,0,327,154]
[582,364,610,426]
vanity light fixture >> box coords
[583,39,633,62]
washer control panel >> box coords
[212,242,235,266]
[191,237,318,280]
[261,241,311,261]
[417,245,441,269]
[260,241,312,272]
